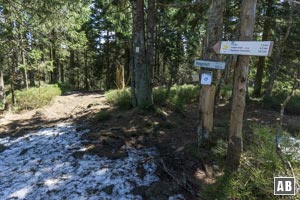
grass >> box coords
[6,84,62,110]
[105,85,200,111]
[202,126,300,200]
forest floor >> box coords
[1,92,300,199]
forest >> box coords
[0,0,300,199]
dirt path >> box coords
[0,92,109,135]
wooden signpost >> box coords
[194,41,274,148]
[213,41,274,56]
[211,40,274,170]
[193,60,225,146]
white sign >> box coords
[194,60,226,70]
[201,72,212,85]
[135,47,140,53]
[219,41,273,56]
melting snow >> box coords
[0,123,159,200]
[279,136,300,160]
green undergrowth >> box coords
[202,126,300,200]
[7,84,61,110]
[95,110,112,121]
[105,88,132,110]
[105,85,200,111]
[261,92,300,115]
[57,82,73,94]
[220,84,233,100]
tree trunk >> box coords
[226,0,257,171]
[52,47,59,83]
[132,0,153,108]
[84,49,90,90]
[10,49,18,106]
[0,66,5,104]
[146,0,155,82]
[198,0,225,144]
[76,51,80,89]
[155,15,160,77]
[29,70,35,87]
[69,49,75,86]
[265,48,281,97]
[60,62,65,83]
[130,1,137,106]
[253,0,273,97]
[21,36,29,89]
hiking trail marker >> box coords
[213,41,274,56]
[200,71,213,85]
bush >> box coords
[105,89,132,110]
[153,87,167,105]
[57,82,73,94]
[262,93,300,115]
[286,96,300,115]
[6,84,62,110]
[168,85,200,111]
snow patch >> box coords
[279,136,300,160]
[0,123,159,199]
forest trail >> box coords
[0,92,109,135]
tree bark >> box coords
[10,49,18,106]
[226,0,257,171]
[105,30,112,90]
[146,0,155,82]
[84,49,89,90]
[52,46,59,83]
[130,0,137,107]
[198,0,225,144]
[60,62,65,83]
[29,70,35,87]
[69,49,75,86]
[132,0,153,108]
[21,35,29,89]
[253,0,273,97]
[0,62,5,104]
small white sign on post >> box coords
[201,72,212,85]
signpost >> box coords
[194,60,226,70]
[213,41,274,56]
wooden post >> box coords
[226,0,257,171]
[197,0,225,145]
